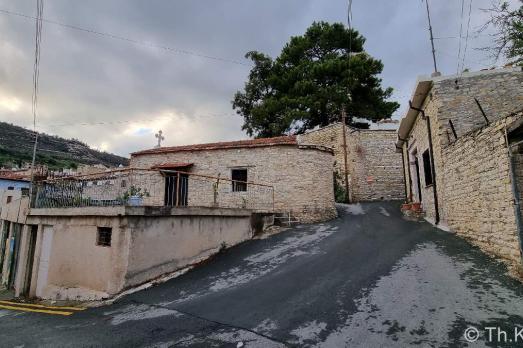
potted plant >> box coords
[123,186,150,206]
[411,202,422,212]
[401,202,412,212]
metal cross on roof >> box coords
[155,130,165,148]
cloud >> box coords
[0,93,23,112]
[0,0,518,158]
[131,128,153,136]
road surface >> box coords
[1,202,523,347]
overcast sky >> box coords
[0,0,518,157]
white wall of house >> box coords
[21,206,254,301]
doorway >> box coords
[22,225,38,296]
[164,173,189,206]
[508,124,523,262]
[36,226,53,298]
[7,223,22,289]
[414,157,422,202]
[409,148,422,203]
[0,221,9,276]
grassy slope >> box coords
[0,122,129,169]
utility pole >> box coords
[424,0,439,76]
[342,0,353,204]
[341,107,351,203]
[29,0,44,205]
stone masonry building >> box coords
[131,136,337,223]
[397,67,523,273]
[300,123,405,202]
[1,135,339,301]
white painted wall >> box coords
[35,225,53,298]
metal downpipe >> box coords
[409,101,440,225]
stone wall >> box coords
[299,123,405,202]
[400,69,523,273]
[402,95,444,223]
[441,113,523,269]
[401,69,523,224]
[513,151,523,227]
[349,130,405,201]
[78,174,130,203]
[130,145,336,223]
[433,68,523,147]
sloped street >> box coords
[1,202,523,347]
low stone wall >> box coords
[441,114,523,269]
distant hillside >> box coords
[0,122,129,169]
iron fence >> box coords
[33,168,274,212]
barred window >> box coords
[422,150,433,186]
[97,227,112,247]
[231,169,248,192]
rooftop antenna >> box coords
[423,0,440,77]
[155,130,165,148]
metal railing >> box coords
[33,168,274,212]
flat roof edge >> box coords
[27,206,253,218]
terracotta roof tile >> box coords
[151,162,194,169]
[0,172,30,181]
[131,135,297,156]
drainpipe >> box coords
[409,101,440,225]
[505,129,523,267]
[341,108,351,203]
[405,139,412,202]
[397,147,408,201]
[397,139,409,202]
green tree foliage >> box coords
[481,1,523,65]
[233,22,399,137]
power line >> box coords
[29,0,43,195]
[0,7,251,67]
[434,34,490,40]
[456,0,465,75]
[459,0,473,75]
[30,112,238,128]
[438,48,492,68]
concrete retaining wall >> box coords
[124,212,252,288]
[20,207,254,301]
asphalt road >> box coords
[2,202,523,347]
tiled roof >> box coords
[131,136,298,156]
[151,162,194,169]
[0,172,30,182]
